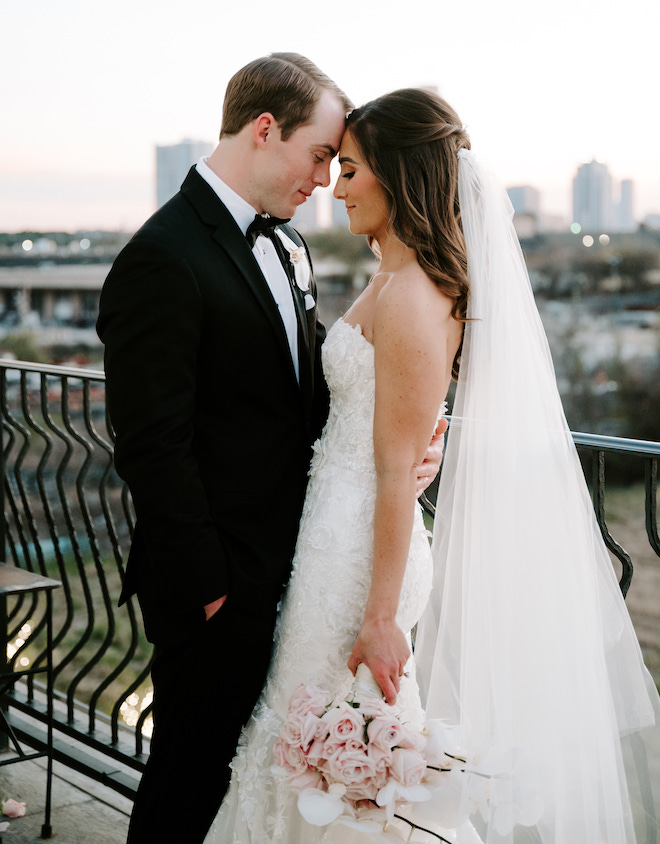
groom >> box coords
[98,53,442,843]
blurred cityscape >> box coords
[0,139,658,457]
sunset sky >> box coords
[2,0,658,232]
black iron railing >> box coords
[0,358,150,797]
[0,359,658,802]
[573,432,660,596]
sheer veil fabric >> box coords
[414,150,660,843]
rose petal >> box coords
[2,798,26,818]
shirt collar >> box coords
[196,156,257,236]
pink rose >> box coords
[288,683,329,718]
[343,737,368,754]
[306,736,332,770]
[286,767,324,792]
[280,709,325,754]
[367,714,403,750]
[367,741,393,772]
[321,702,365,744]
[345,780,381,801]
[317,737,346,762]
[396,725,427,753]
[273,737,309,776]
[2,798,26,818]
[390,747,427,787]
[367,765,390,792]
[279,713,303,747]
[300,712,326,750]
[327,745,380,799]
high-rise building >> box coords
[507,186,541,238]
[507,186,541,218]
[290,193,319,232]
[572,159,613,232]
[156,139,214,207]
[330,194,349,229]
[616,179,635,232]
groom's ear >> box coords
[253,113,278,149]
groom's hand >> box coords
[204,594,227,620]
[415,417,448,497]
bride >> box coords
[205,90,659,843]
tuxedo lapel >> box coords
[276,225,313,355]
[272,225,316,413]
[269,227,312,360]
[181,170,298,384]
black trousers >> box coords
[126,599,277,844]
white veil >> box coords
[414,150,660,843]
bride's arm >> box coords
[347,273,453,704]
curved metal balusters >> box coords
[60,378,114,723]
[2,374,42,670]
[593,450,635,596]
[573,432,660,597]
[0,358,150,780]
[79,381,148,736]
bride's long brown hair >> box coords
[345,89,470,377]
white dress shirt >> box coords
[196,156,299,382]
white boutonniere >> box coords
[275,230,311,292]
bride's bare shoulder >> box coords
[375,264,455,325]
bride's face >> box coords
[333,129,389,240]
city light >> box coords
[22,239,33,252]
[583,235,594,247]
[570,223,582,234]
[599,234,610,245]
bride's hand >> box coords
[348,618,410,705]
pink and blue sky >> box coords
[2,0,658,232]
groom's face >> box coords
[254,90,346,219]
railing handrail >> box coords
[442,413,660,457]
[0,358,106,381]
[572,430,660,458]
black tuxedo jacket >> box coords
[97,168,329,642]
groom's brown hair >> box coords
[220,52,352,141]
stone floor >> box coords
[0,754,130,843]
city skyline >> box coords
[2,0,659,232]
[155,139,647,237]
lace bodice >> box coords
[310,319,378,482]
[205,319,441,844]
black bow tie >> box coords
[245,213,290,247]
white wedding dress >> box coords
[205,317,439,844]
[205,307,658,844]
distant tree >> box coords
[572,253,611,294]
[305,229,373,264]
[0,332,49,364]
[617,248,660,291]
[614,353,660,443]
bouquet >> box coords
[273,665,471,841]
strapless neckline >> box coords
[336,318,373,349]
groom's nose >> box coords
[313,160,332,188]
